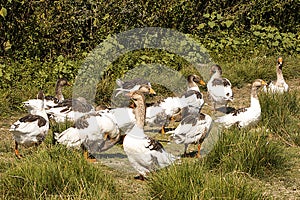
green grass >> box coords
[0,54,299,199]
[218,55,300,88]
[259,91,300,146]
[148,161,269,199]
[204,128,288,178]
[0,145,121,200]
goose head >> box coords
[210,65,222,76]
[137,84,156,95]
[57,78,71,87]
[252,79,268,90]
[277,56,283,70]
[187,74,206,87]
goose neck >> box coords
[276,66,285,83]
[133,97,146,129]
[55,84,64,101]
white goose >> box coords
[171,109,212,158]
[123,90,177,180]
[263,57,288,93]
[215,79,267,128]
[115,78,153,97]
[10,93,49,158]
[46,97,95,123]
[146,74,206,133]
[54,84,156,160]
[207,65,233,111]
[54,111,120,161]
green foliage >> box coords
[259,91,300,146]
[0,146,121,200]
[148,161,268,199]
[1,0,299,60]
[204,128,288,177]
[217,55,300,88]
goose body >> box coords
[207,65,233,110]
[46,97,95,123]
[10,98,49,158]
[215,79,267,128]
[123,90,177,179]
[263,57,289,93]
[146,75,205,130]
[172,110,212,157]
[55,111,120,153]
[115,78,152,97]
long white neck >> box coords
[34,108,49,122]
[211,72,221,80]
[250,87,260,110]
[276,65,285,84]
[188,86,200,92]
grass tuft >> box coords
[148,161,268,199]
[259,91,300,146]
[204,128,288,178]
[0,145,121,200]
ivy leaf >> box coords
[0,7,7,18]
[203,13,210,18]
[225,20,233,28]
[197,23,205,30]
[3,40,11,51]
[208,21,216,28]
[103,14,110,20]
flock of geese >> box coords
[9,57,288,180]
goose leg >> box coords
[160,126,166,135]
[197,143,202,158]
[82,145,96,163]
[183,144,189,157]
[15,141,22,159]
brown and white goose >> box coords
[207,65,233,111]
[146,74,205,133]
[10,92,49,158]
[215,79,267,128]
[123,90,177,180]
[171,109,212,158]
[44,78,71,107]
[263,57,289,93]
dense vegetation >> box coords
[1,0,299,115]
[1,1,300,199]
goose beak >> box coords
[149,88,156,95]
[261,80,267,86]
[199,80,206,86]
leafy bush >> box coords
[0,146,121,199]
[204,128,288,177]
[148,161,268,199]
[1,0,299,60]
